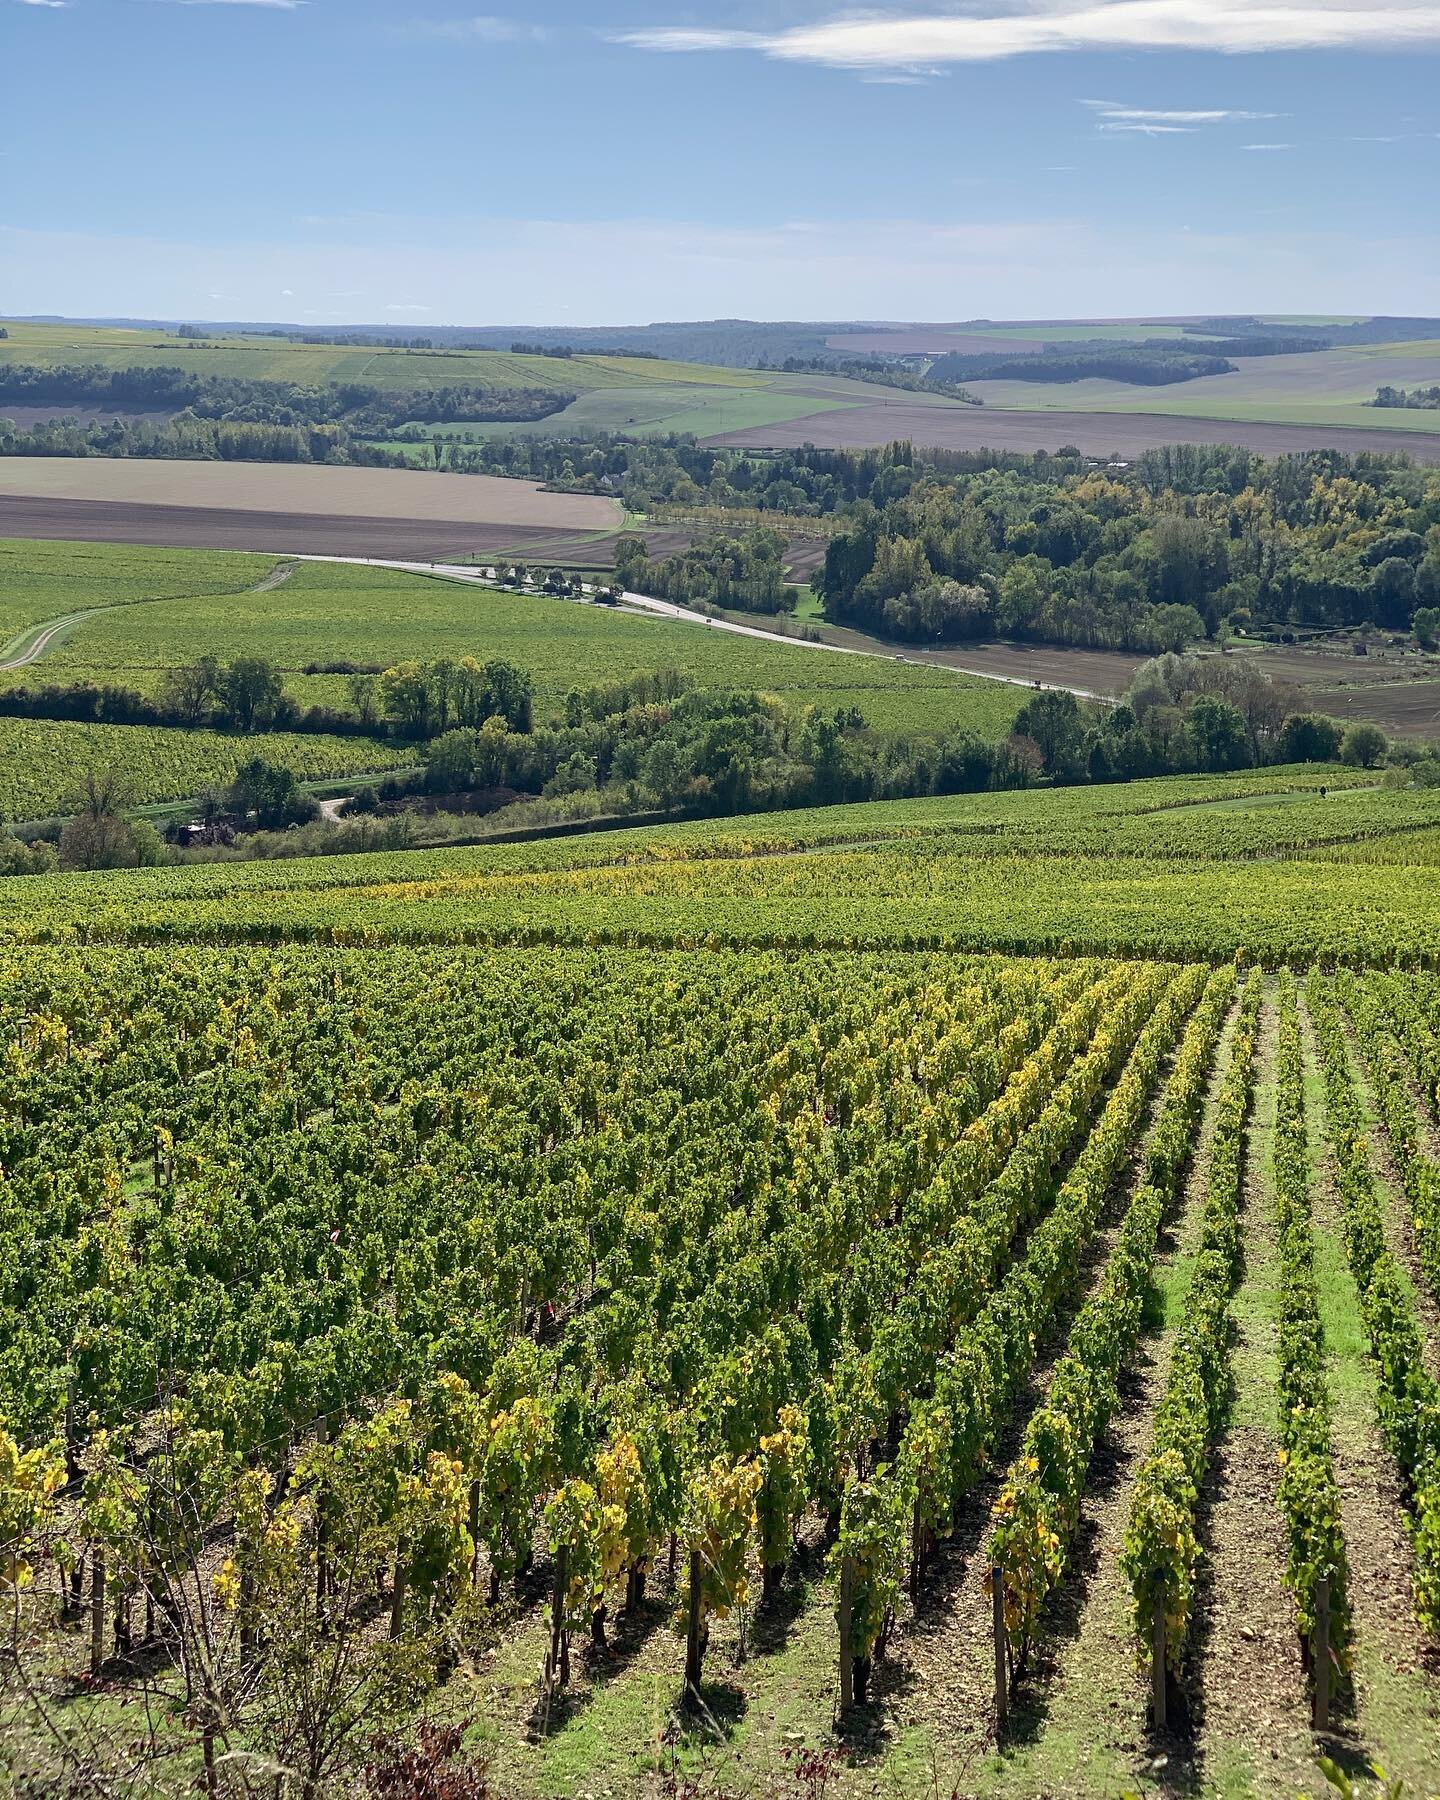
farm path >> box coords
[1297,993,1440,1794]
[292,553,1112,704]
[0,556,293,672]
[0,607,109,670]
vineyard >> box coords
[3,773,1440,1798]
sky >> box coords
[2,0,1439,327]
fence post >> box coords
[1312,1578,1331,1733]
[684,1550,703,1697]
[838,1555,855,1715]
[992,1564,1008,1735]
[1151,1600,1167,1732]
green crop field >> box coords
[463,380,856,442]
[5,765,1440,1800]
[0,538,1023,742]
[968,341,1440,430]
[0,716,410,819]
[0,321,759,396]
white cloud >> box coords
[13,1,69,9]
[398,16,550,42]
[385,302,432,312]
[1244,141,1297,150]
[147,1,305,9]
[618,3,1440,67]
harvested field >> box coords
[0,497,635,564]
[0,458,623,527]
[813,628,1148,698]
[708,404,1440,463]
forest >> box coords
[458,435,1440,653]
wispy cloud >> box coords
[13,1,69,10]
[398,15,550,42]
[385,302,432,312]
[146,1,305,9]
[1083,99,1281,136]
[617,3,1440,68]
[1084,101,1279,125]
[1244,141,1297,150]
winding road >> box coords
[292,554,1110,702]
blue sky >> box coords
[3,0,1438,325]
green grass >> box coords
[0,540,1022,740]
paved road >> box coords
[293,554,1109,703]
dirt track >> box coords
[708,404,1440,464]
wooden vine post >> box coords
[684,1550,703,1698]
[389,1541,407,1642]
[992,1564,1008,1734]
[545,1543,570,1692]
[1151,1601,1167,1730]
[89,1550,106,1676]
[837,1555,855,1715]
[1312,1577,1331,1732]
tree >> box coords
[1371,556,1416,628]
[1149,603,1205,655]
[58,768,151,871]
[218,656,283,731]
[932,732,995,794]
[1414,606,1440,652]
[1276,713,1344,764]
[1012,689,1086,777]
[1340,721,1388,769]
[162,653,221,725]
[226,756,317,829]
[381,662,437,738]
[1185,695,1253,772]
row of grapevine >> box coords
[1271,972,1352,1711]
[988,965,1238,1668]
[1120,971,1264,1708]
[6,945,1159,1712]
[1308,974,1440,1636]
[1338,969,1440,1308]
[829,961,1202,1698]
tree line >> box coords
[0,364,573,427]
